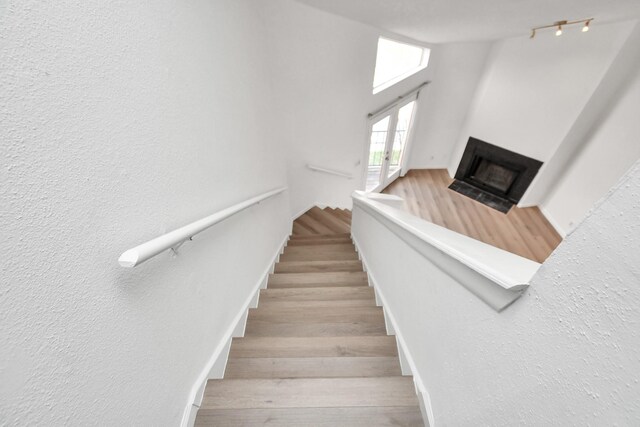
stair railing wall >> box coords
[350,191,542,425]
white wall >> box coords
[539,22,640,233]
[448,21,634,176]
[0,1,290,425]
[352,159,640,426]
[408,42,492,169]
[263,0,437,217]
[542,63,640,232]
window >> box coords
[372,37,430,94]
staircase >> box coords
[195,207,424,426]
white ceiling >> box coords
[293,0,640,43]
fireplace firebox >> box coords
[450,137,543,213]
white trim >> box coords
[180,233,289,427]
[373,38,431,95]
[539,205,567,238]
[307,164,354,179]
[352,234,434,427]
[352,192,540,312]
[291,203,317,221]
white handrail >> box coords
[351,191,541,311]
[118,187,287,268]
[307,164,354,180]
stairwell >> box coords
[195,207,424,426]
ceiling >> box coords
[293,0,640,43]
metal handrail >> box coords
[118,187,287,268]
[307,164,354,180]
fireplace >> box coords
[450,137,543,213]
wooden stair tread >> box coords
[289,233,351,241]
[283,243,356,254]
[306,207,351,233]
[274,260,363,273]
[287,237,353,246]
[195,406,423,426]
[260,286,374,301]
[294,214,335,235]
[268,271,369,288]
[279,251,359,262]
[328,208,353,226]
[229,336,399,358]
[201,377,419,409]
[224,356,402,379]
[249,306,383,323]
[195,206,422,426]
[259,299,376,309]
[292,221,314,236]
[248,306,383,323]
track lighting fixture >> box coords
[530,18,593,39]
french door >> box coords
[364,94,418,192]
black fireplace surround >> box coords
[452,137,542,211]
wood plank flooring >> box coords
[196,208,424,426]
[383,169,562,262]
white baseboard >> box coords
[291,203,316,221]
[539,205,567,238]
[180,233,289,427]
[352,235,434,427]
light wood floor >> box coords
[383,169,562,263]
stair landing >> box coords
[195,207,424,426]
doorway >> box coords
[364,95,418,192]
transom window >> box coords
[373,37,430,94]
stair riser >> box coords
[244,322,387,337]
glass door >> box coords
[364,96,418,192]
[366,115,392,191]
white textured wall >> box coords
[352,159,640,425]
[448,21,634,175]
[263,0,436,216]
[0,0,290,425]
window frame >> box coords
[372,37,431,94]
